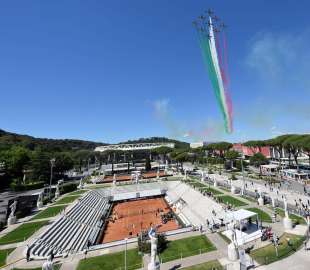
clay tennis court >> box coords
[101,197,180,243]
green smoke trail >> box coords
[198,33,228,132]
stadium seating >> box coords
[166,181,226,226]
[29,190,110,258]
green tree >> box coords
[300,136,310,166]
[243,140,266,154]
[54,152,74,176]
[282,135,305,167]
[225,150,240,170]
[249,153,268,175]
[207,142,232,158]
[30,148,51,182]
[145,156,151,171]
[6,146,31,183]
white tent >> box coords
[226,209,257,222]
[224,209,262,246]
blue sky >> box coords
[1,1,310,143]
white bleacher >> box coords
[166,181,226,227]
[29,190,111,259]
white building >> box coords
[95,142,175,152]
[260,164,279,176]
[190,142,206,149]
[280,169,309,181]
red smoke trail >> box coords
[221,30,233,131]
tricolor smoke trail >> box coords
[194,15,233,133]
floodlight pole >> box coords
[124,237,128,270]
[87,158,90,175]
[49,158,56,200]
[241,155,245,195]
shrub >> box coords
[231,174,237,180]
[60,183,77,195]
[10,181,45,191]
[138,232,150,253]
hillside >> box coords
[0,129,106,152]
[0,130,189,151]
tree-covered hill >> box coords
[0,129,106,152]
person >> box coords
[304,240,307,251]
[26,244,30,262]
[50,249,54,261]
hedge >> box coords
[10,181,45,191]
[60,183,78,195]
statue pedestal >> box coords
[258,197,264,206]
[227,243,239,261]
[37,201,43,209]
[283,217,293,230]
[8,216,16,225]
[148,261,160,270]
[231,185,236,194]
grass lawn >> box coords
[250,233,305,265]
[77,248,142,270]
[187,178,223,195]
[200,187,223,196]
[0,248,14,267]
[31,205,67,220]
[182,260,223,270]
[247,208,272,223]
[0,221,48,245]
[241,195,257,203]
[54,195,81,205]
[276,208,306,225]
[69,190,88,196]
[217,195,248,207]
[159,235,216,263]
[219,186,230,192]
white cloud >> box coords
[246,30,310,90]
[154,98,169,116]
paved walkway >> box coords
[210,172,310,208]
[257,245,310,270]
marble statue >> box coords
[227,220,239,261]
[42,255,54,270]
[283,196,293,229]
[113,174,117,186]
[78,178,84,189]
[7,200,17,225]
[284,196,288,216]
[135,172,139,184]
[271,197,276,208]
[55,184,60,199]
[9,200,17,218]
[201,171,204,182]
[37,192,44,209]
[184,169,187,180]
[148,227,160,270]
[257,188,264,206]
